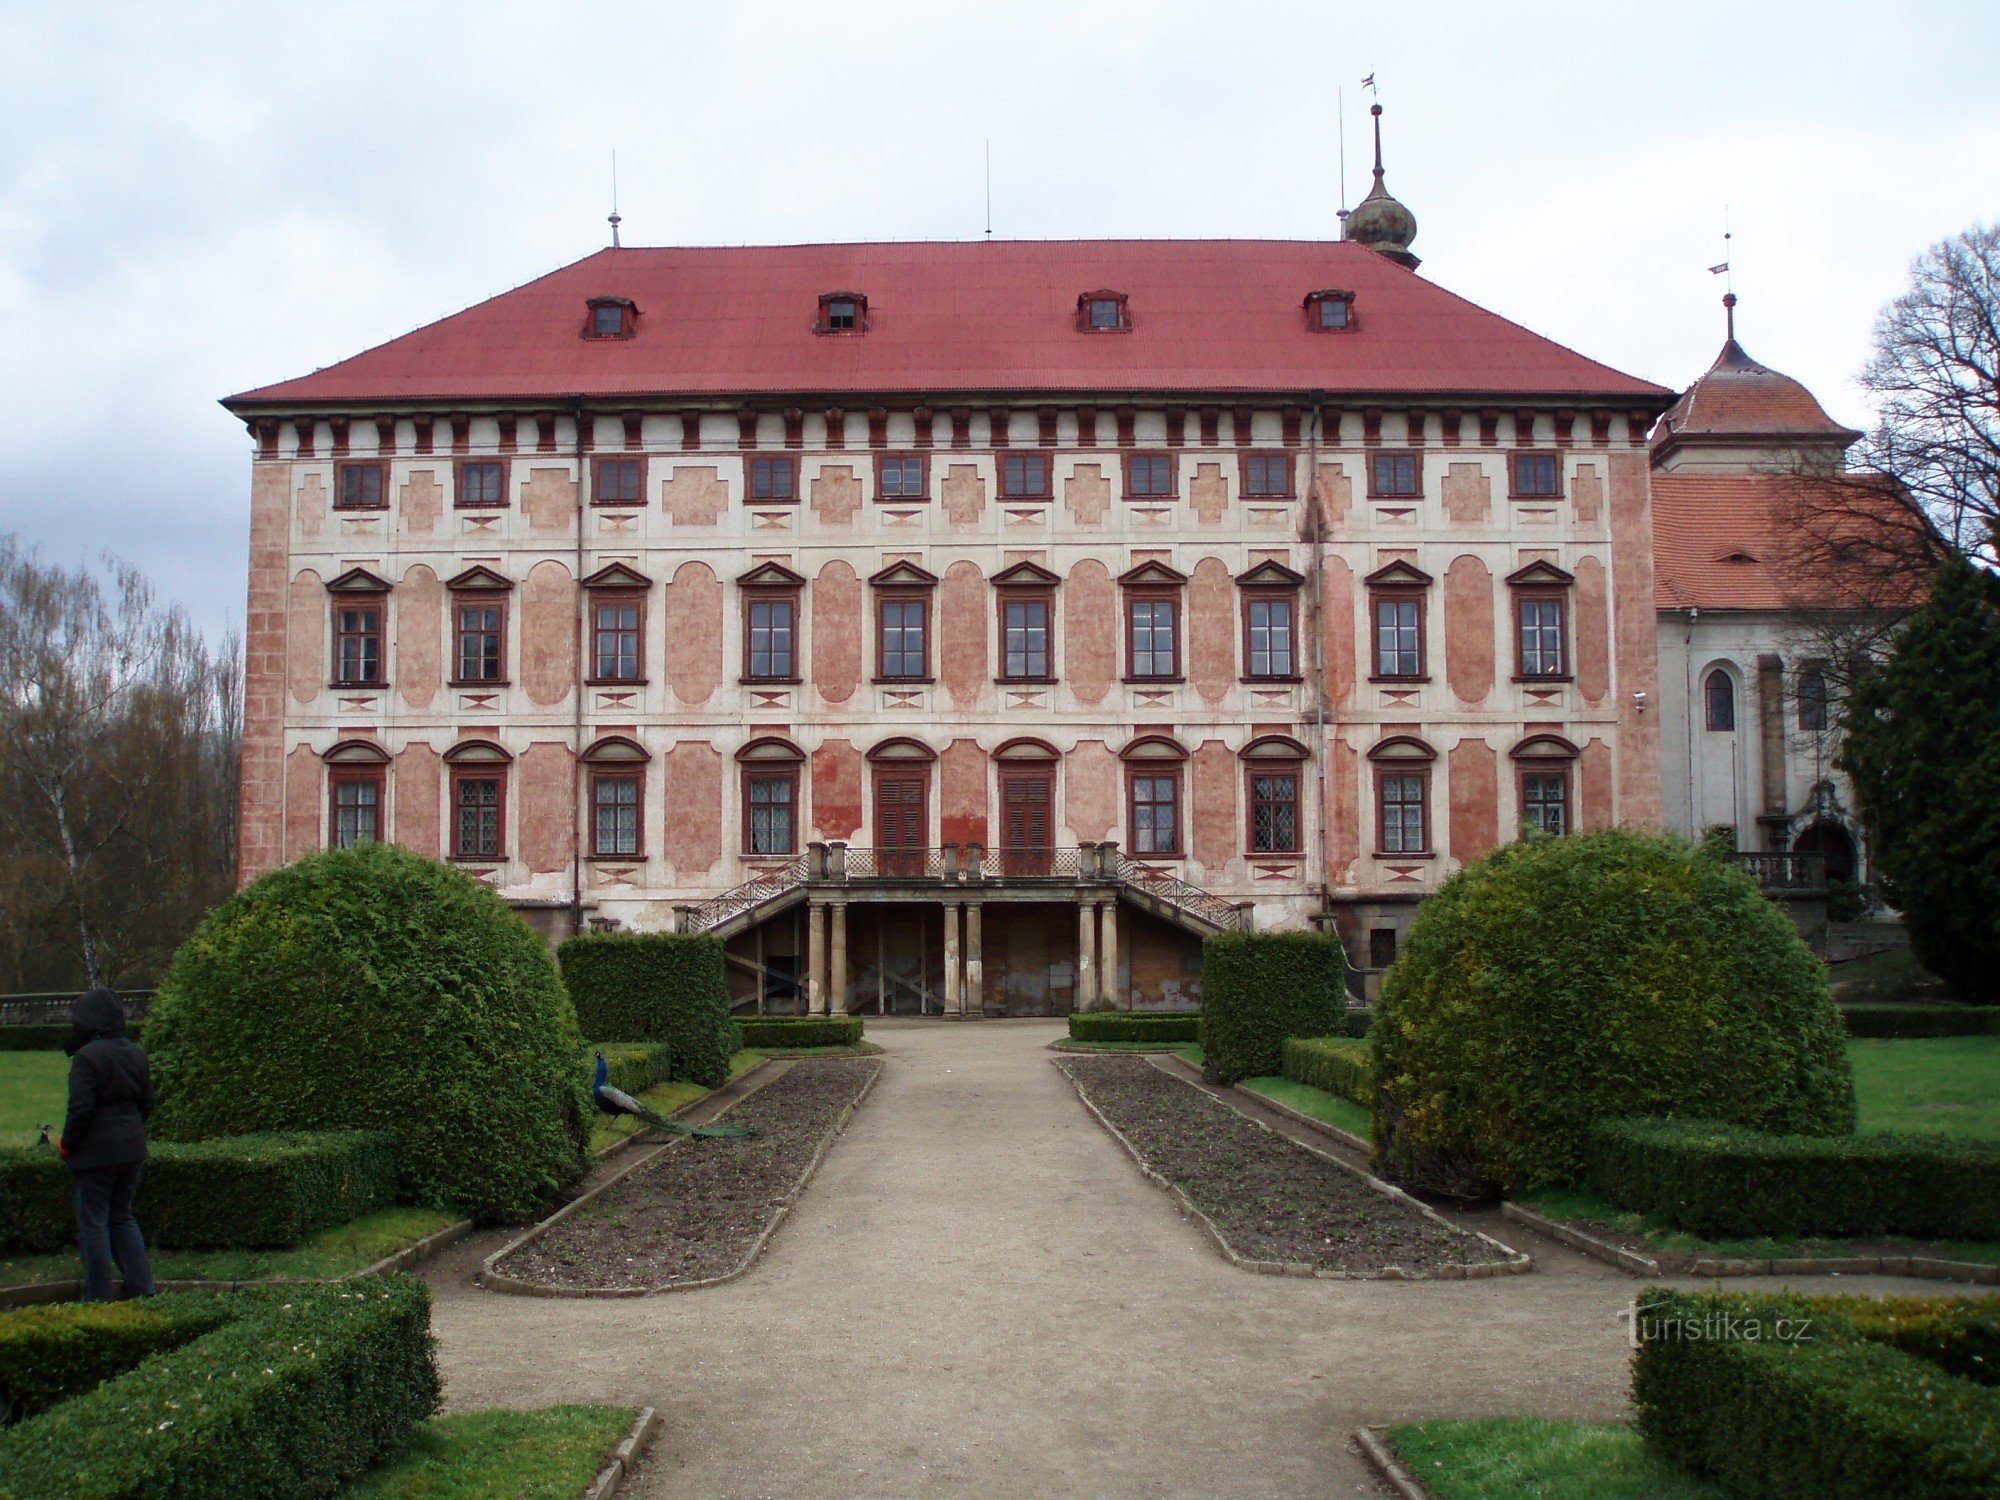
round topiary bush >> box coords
[1372,828,1855,1197]
[145,843,590,1221]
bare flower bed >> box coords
[1059,1055,1512,1275]
[494,1058,879,1291]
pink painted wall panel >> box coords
[1574,554,1610,704]
[283,743,319,863]
[1191,739,1238,871]
[286,571,323,705]
[810,739,864,841]
[1448,738,1499,865]
[939,737,988,849]
[1188,557,1235,704]
[1064,739,1118,842]
[662,741,722,878]
[1580,736,1614,831]
[520,560,575,707]
[1320,554,1355,709]
[393,742,441,858]
[812,559,862,704]
[810,465,863,526]
[518,741,575,875]
[939,560,988,709]
[396,564,442,709]
[1444,555,1496,705]
[666,560,722,706]
[1607,452,1662,827]
[1064,559,1116,706]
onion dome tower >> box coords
[1343,103,1420,270]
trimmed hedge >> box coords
[0,1130,400,1255]
[0,1274,440,1499]
[734,1016,864,1049]
[0,1292,236,1423]
[559,932,735,1088]
[1587,1116,2000,1242]
[592,1042,674,1098]
[1841,1004,2000,1038]
[1281,1037,1374,1108]
[146,844,589,1223]
[0,1022,149,1051]
[1634,1288,2000,1498]
[1198,932,1345,1086]
[1068,1012,1201,1044]
[1373,829,1855,1197]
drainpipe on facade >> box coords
[1304,391,1330,920]
[1685,607,1698,835]
[569,397,588,938]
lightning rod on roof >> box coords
[608,150,622,248]
[1337,87,1349,228]
[985,139,993,241]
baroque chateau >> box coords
[223,115,1865,1015]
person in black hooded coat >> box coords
[58,986,157,1300]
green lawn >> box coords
[1849,1035,2000,1140]
[0,1205,460,1289]
[1239,1075,1372,1139]
[0,1051,69,1148]
[1388,1418,1723,1500]
[343,1405,637,1499]
[588,1048,766,1152]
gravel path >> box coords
[495,1059,879,1292]
[1060,1053,1507,1274]
[419,1019,1990,1499]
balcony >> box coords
[1728,850,1827,893]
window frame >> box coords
[814,291,868,335]
[1240,590,1300,682]
[1124,592,1182,682]
[1241,451,1296,498]
[1506,565,1575,683]
[1126,766,1184,857]
[1000,450,1053,501]
[997,589,1055,684]
[1510,451,1563,500]
[583,297,637,339]
[1246,764,1303,855]
[1798,665,1830,732]
[1519,765,1571,837]
[590,769,645,859]
[1369,450,1421,499]
[331,600,385,688]
[1375,765,1432,857]
[1123,452,1176,500]
[874,591,932,684]
[448,767,507,862]
[743,764,801,856]
[454,457,508,509]
[742,589,802,684]
[748,454,800,504]
[334,460,388,512]
[1705,668,1737,732]
[1078,290,1131,332]
[587,588,647,686]
[449,591,509,687]
[1304,289,1356,331]
[591,454,646,507]
[326,765,385,850]
[875,452,928,502]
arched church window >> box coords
[1705,669,1736,732]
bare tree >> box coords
[0,538,240,989]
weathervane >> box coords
[1708,208,1734,338]
[608,150,622,248]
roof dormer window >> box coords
[584,297,637,339]
[1078,290,1130,332]
[1305,289,1356,331]
[816,291,868,334]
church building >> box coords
[224,111,1684,1015]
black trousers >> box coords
[71,1161,156,1301]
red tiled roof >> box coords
[224,240,1672,408]
[1653,339,1861,450]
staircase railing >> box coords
[1109,854,1247,932]
[676,857,809,933]
[1727,851,1828,892]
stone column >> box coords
[965,902,984,1016]
[1099,899,1121,1009]
[807,900,827,1016]
[1076,899,1099,1011]
[943,901,962,1017]
[829,901,848,1017]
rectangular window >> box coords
[1517,596,1567,677]
[1088,297,1124,330]
[1379,772,1429,855]
[878,454,926,500]
[746,597,797,680]
[1368,927,1397,969]
[591,596,642,682]
[329,772,382,849]
[1370,451,1420,497]
[1125,453,1174,498]
[878,598,928,680]
[1001,596,1051,680]
[1127,597,1179,679]
[1318,296,1351,330]
[1243,453,1294,497]
[592,303,626,338]
[749,455,797,501]
[1245,597,1296,678]
[1249,771,1300,854]
[452,774,503,860]
[593,456,643,505]
[1001,452,1050,499]
[1130,772,1181,855]
[747,771,797,855]
[592,773,641,857]
[333,603,383,685]
[453,598,505,683]
[825,298,858,331]
[1512,452,1561,498]
[457,459,506,508]
[1522,770,1569,836]
[1374,596,1424,678]
[336,461,386,510]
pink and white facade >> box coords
[225,224,1673,1014]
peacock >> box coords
[593,1052,756,1138]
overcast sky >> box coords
[2,1,1994,640]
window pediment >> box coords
[445,564,513,593]
[736,736,805,764]
[868,560,939,589]
[866,736,936,763]
[323,738,390,764]
[1236,560,1306,589]
[993,737,1060,762]
[584,735,651,764]
[1510,733,1580,762]
[582,562,652,591]
[1241,734,1309,761]
[737,561,807,589]
[1119,733,1189,762]
[442,738,513,765]
[1367,734,1437,763]
[990,559,1062,588]
[1506,560,1575,588]
[1117,560,1188,589]
[325,566,392,594]
[1365,559,1434,589]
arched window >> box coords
[1798,666,1829,732]
[1704,669,1736,732]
